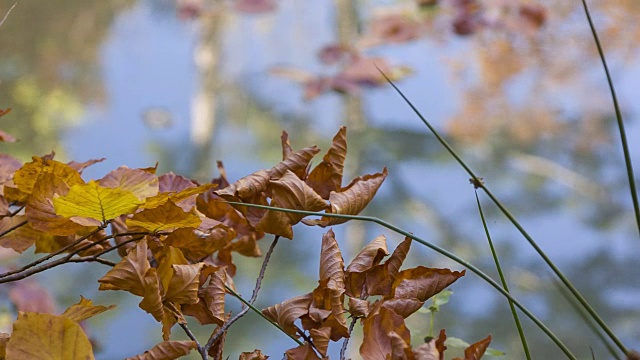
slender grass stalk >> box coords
[552,280,622,360]
[581,0,640,238]
[220,200,577,359]
[224,285,304,346]
[380,74,628,355]
[475,191,531,360]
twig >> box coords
[0,224,107,279]
[0,219,27,238]
[179,322,207,360]
[68,256,117,267]
[205,236,284,351]
[581,0,640,241]
[9,205,25,217]
[0,2,17,28]
[340,317,358,360]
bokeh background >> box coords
[1,0,639,358]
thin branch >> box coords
[179,322,207,360]
[9,205,25,217]
[205,236,284,351]
[0,219,27,238]
[0,2,17,27]
[68,256,117,267]
[0,224,107,279]
[581,0,640,240]
[340,317,358,360]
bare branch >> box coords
[0,2,17,28]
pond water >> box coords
[1,0,639,359]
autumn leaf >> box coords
[98,239,150,296]
[67,158,106,173]
[344,235,388,298]
[0,215,39,253]
[128,200,202,232]
[215,169,270,204]
[262,293,313,337]
[306,126,347,198]
[164,226,233,261]
[61,296,116,323]
[319,229,345,291]
[388,331,414,360]
[140,184,215,211]
[360,307,411,360]
[281,131,294,160]
[367,237,412,296]
[453,335,492,360]
[0,333,8,359]
[284,343,321,360]
[25,173,86,236]
[256,170,328,239]
[125,340,197,360]
[303,167,388,227]
[182,265,227,326]
[164,263,203,305]
[270,145,321,180]
[6,312,95,360]
[156,246,189,294]
[53,180,143,223]
[348,297,370,317]
[98,166,159,201]
[240,349,269,360]
[13,156,83,197]
[309,327,332,356]
[0,129,16,142]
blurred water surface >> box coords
[1,0,639,359]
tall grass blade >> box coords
[580,0,640,238]
[475,190,531,359]
[379,73,627,354]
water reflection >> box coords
[1,0,639,359]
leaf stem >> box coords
[219,201,577,359]
[380,72,627,355]
[475,191,531,360]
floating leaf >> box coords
[256,170,327,239]
[53,180,143,223]
[98,166,159,201]
[125,340,197,360]
[61,296,116,323]
[303,168,388,227]
[262,293,312,337]
[306,126,347,198]
[128,201,201,232]
[6,312,94,360]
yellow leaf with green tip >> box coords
[53,180,142,222]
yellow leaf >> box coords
[6,312,94,360]
[61,296,116,323]
[13,157,83,196]
[140,184,215,210]
[98,166,159,201]
[127,201,201,232]
[53,180,143,223]
[156,246,188,295]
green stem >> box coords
[381,73,627,355]
[475,191,531,360]
[221,201,577,359]
[580,0,640,239]
[224,285,304,346]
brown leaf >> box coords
[25,173,86,236]
[270,146,321,180]
[360,307,411,360]
[262,293,312,337]
[67,158,106,173]
[391,267,465,302]
[303,168,388,227]
[14,157,83,197]
[281,131,293,160]
[344,235,388,298]
[128,201,202,232]
[0,333,9,359]
[284,343,321,360]
[0,215,39,253]
[98,239,150,296]
[319,229,345,291]
[381,298,424,319]
[389,331,414,360]
[216,169,270,204]
[368,237,412,296]
[0,154,22,192]
[462,335,492,360]
[183,266,227,326]
[413,339,440,360]
[309,327,331,356]
[156,246,189,294]
[165,226,233,261]
[165,263,204,305]
[61,296,116,323]
[347,297,370,317]
[256,170,328,239]
[125,340,197,360]
[6,312,95,360]
[139,268,165,323]
[306,126,347,198]
[98,166,159,201]
[240,349,269,360]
